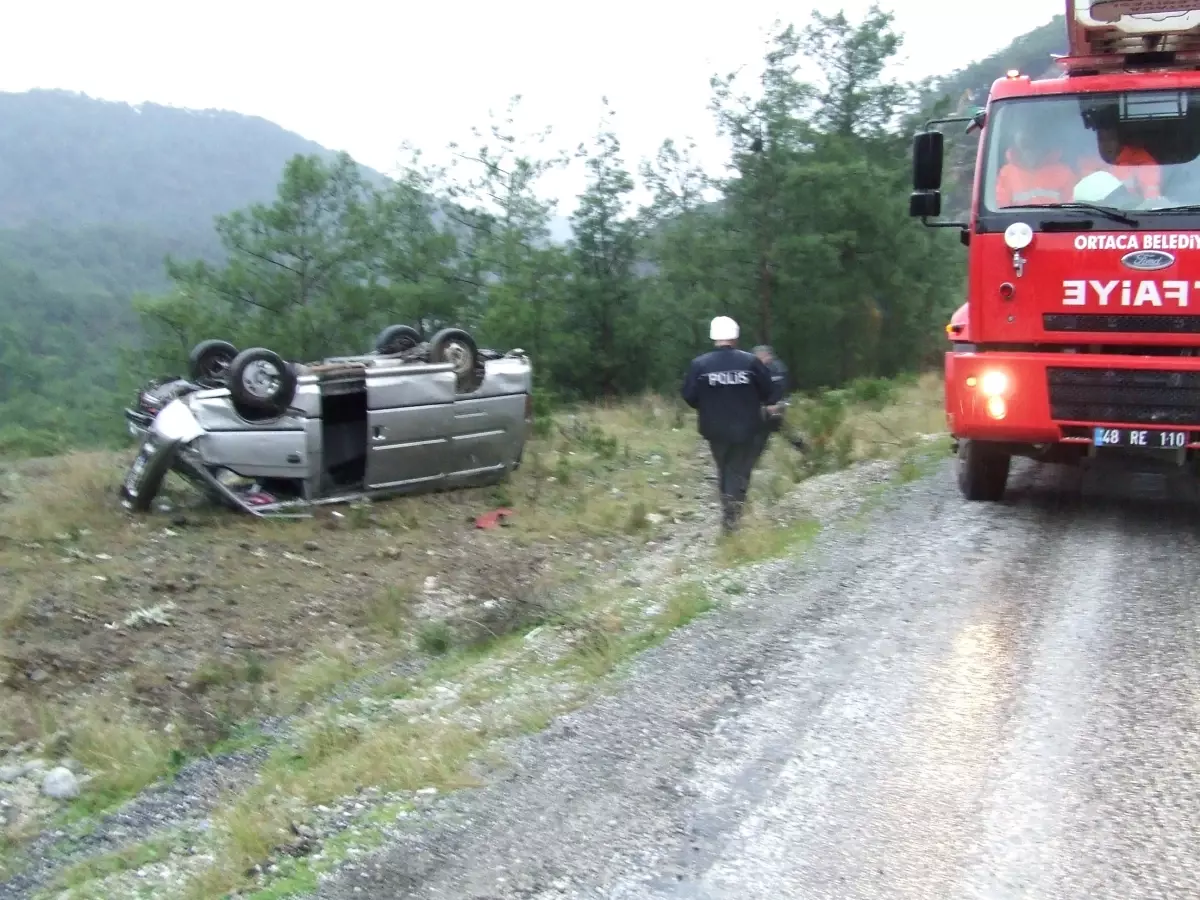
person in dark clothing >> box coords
[753,345,807,453]
[681,316,777,534]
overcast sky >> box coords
[1,1,1060,213]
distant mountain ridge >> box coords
[0,89,383,299]
[920,14,1066,110]
[0,89,371,236]
[0,88,573,297]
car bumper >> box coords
[945,350,1200,448]
[125,408,154,439]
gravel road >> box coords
[312,455,1200,900]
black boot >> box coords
[720,496,745,534]
[720,495,738,534]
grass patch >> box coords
[238,799,414,900]
[560,582,715,681]
[776,371,944,474]
[206,722,271,758]
[564,620,635,681]
[0,452,129,545]
[896,441,947,483]
[64,702,176,818]
[509,695,567,735]
[368,674,413,702]
[843,372,945,463]
[270,640,363,715]
[0,838,31,883]
[417,620,454,656]
[655,581,716,631]
[44,831,181,895]
[179,721,481,899]
[414,631,530,687]
[715,518,821,567]
[359,584,414,640]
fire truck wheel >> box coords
[956,439,1010,502]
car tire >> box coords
[188,339,238,384]
[429,328,482,392]
[374,324,422,356]
[227,347,297,418]
[119,438,179,513]
[956,438,1010,501]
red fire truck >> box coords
[911,1,1200,500]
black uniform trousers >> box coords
[708,433,765,529]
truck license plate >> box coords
[1093,427,1189,449]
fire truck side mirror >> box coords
[909,191,941,218]
[912,131,944,191]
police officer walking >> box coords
[753,344,806,453]
[682,316,777,534]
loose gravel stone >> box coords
[40,768,79,800]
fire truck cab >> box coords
[912,1,1200,501]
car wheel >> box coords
[429,328,481,392]
[374,324,422,356]
[227,348,297,418]
[188,339,238,384]
[119,438,179,512]
[956,439,1011,501]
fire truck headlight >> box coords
[1003,221,1033,250]
[986,396,1007,419]
[980,370,1008,397]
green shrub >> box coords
[845,377,896,411]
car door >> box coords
[443,357,530,480]
[444,394,527,478]
[364,363,456,491]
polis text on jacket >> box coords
[705,370,752,386]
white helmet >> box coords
[710,315,739,341]
[1073,170,1124,204]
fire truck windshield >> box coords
[981,89,1200,221]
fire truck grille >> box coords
[1044,313,1200,334]
[1047,367,1200,425]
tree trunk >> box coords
[758,251,772,345]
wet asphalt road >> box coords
[314,456,1200,900]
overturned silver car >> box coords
[119,325,533,517]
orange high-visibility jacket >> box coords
[994,149,1078,207]
[1077,146,1161,199]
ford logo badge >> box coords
[1121,249,1175,271]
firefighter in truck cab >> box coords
[994,120,1077,207]
[1079,125,1161,201]
[995,121,1163,209]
